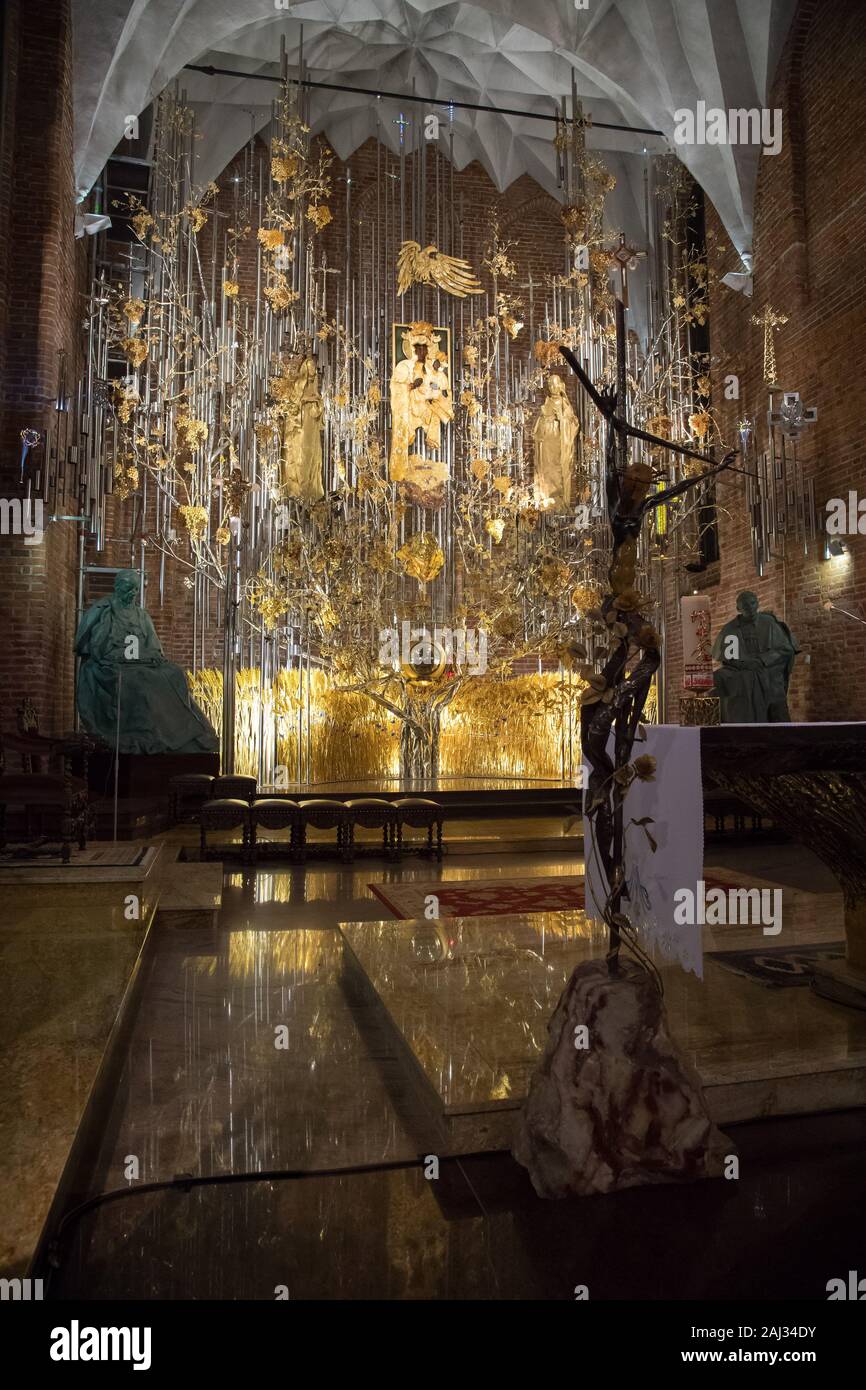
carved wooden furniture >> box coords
[346,798,399,860]
[169,773,216,823]
[0,730,93,863]
[298,799,351,862]
[210,774,257,803]
[199,798,251,862]
[250,798,303,862]
[394,797,444,860]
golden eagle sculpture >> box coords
[396,241,483,298]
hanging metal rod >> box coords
[183,63,665,137]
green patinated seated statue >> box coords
[711,590,798,723]
[75,569,218,755]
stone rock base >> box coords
[513,957,732,1198]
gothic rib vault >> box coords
[73,0,797,264]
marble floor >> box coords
[0,880,153,1274]
[19,841,866,1299]
[342,901,863,1151]
[49,1111,866,1299]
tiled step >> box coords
[154,859,222,928]
[0,839,168,885]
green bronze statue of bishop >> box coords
[712,590,798,722]
[75,569,218,754]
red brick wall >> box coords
[664,0,866,723]
[0,0,83,735]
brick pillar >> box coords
[0,0,82,734]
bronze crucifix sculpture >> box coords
[558,303,736,973]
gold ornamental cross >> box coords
[751,304,788,384]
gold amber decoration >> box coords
[538,555,572,596]
[396,532,445,590]
[271,154,299,183]
[646,413,672,438]
[306,204,333,231]
[396,241,483,298]
[534,339,563,367]
[258,228,285,252]
[400,637,449,685]
[122,337,148,368]
[688,409,712,441]
[561,205,587,241]
[571,584,602,615]
[178,504,208,540]
[492,609,521,640]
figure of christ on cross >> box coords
[558,302,737,972]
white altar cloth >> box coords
[582,724,704,977]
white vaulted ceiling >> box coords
[71,0,797,261]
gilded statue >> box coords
[278,353,324,504]
[389,322,452,507]
[532,374,579,510]
[396,241,483,298]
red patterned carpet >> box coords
[367,875,743,920]
[368,876,586,919]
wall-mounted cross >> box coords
[751,304,788,385]
[606,232,646,309]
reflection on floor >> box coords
[48,1109,866,1300]
[39,844,866,1300]
[0,881,152,1273]
[342,898,862,1152]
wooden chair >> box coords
[394,797,444,861]
[169,773,215,823]
[199,799,251,862]
[211,774,257,804]
[299,799,352,862]
[345,798,399,860]
[250,799,303,862]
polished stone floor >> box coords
[34,842,866,1300]
[0,881,152,1274]
[341,898,863,1143]
[49,1110,866,1299]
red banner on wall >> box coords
[681,595,714,691]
